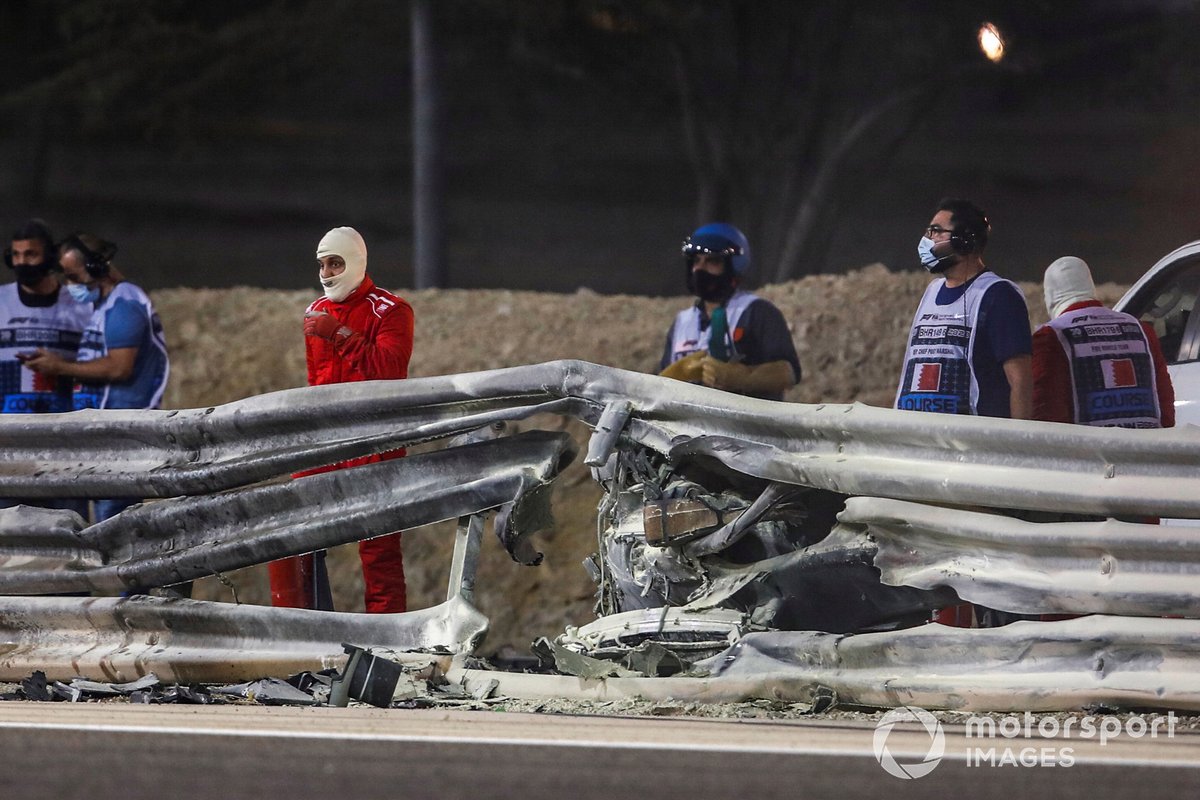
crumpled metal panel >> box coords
[841,496,1200,618]
[0,432,574,594]
[449,616,1200,711]
[0,594,486,683]
[696,615,1200,712]
[2,361,1199,519]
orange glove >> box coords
[659,351,705,382]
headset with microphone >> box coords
[61,234,118,279]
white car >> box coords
[1114,239,1200,428]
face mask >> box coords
[688,268,736,304]
[321,272,360,302]
[67,283,100,304]
[13,262,52,287]
[918,236,956,274]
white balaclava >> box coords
[317,226,368,302]
[1043,256,1096,318]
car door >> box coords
[1114,240,1200,428]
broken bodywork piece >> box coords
[587,447,951,636]
[0,431,573,594]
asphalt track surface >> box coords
[2,704,1199,799]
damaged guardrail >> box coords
[0,432,573,594]
[840,496,1200,618]
[0,594,486,683]
[2,360,1199,518]
[1,360,1199,711]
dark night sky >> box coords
[1,1,1197,294]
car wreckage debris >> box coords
[0,361,1198,712]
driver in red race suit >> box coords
[267,226,414,613]
[1034,256,1174,429]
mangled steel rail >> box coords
[1,361,1199,520]
[449,616,1200,712]
[0,432,574,594]
[840,496,1200,618]
[697,616,1200,712]
[0,594,487,683]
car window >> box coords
[1121,257,1200,364]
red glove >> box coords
[304,311,348,341]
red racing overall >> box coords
[268,275,415,613]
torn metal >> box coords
[447,616,1200,712]
[841,496,1200,618]
[0,594,482,683]
[0,431,573,594]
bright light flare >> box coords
[978,22,1005,62]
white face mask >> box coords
[320,269,361,302]
[918,236,955,274]
[67,282,100,304]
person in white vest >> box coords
[895,198,1033,420]
[896,198,1033,630]
[658,222,800,401]
[1034,256,1174,428]
[25,233,169,522]
[0,219,91,518]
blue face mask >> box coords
[67,283,100,304]
[918,236,954,273]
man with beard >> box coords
[0,219,90,516]
[659,222,800,400]
[896,198,1033,628]
[895,198,1032,420]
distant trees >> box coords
[491,0,1177,281]
[0,0,1184,286]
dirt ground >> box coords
[156,267,1129,654]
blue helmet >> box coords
[682,222,751,275]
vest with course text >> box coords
[1046,304,1161,428]
[895,272,1014,415]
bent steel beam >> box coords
[447,617,1200,712]
[696,616,1200,712]
[0,432,575,594]
[840,496,1200,618]
[1,361,1197,518]
[0,594,487,683]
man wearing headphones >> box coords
[25,233,169,521]
[895,198,1032,420]
[897,198,1033,629]
[659,222,800,401]
[0,219,91,518]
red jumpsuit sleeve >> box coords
[335,299,414,380]
[1142,321,1176,428]
[1032,326,1074,424]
